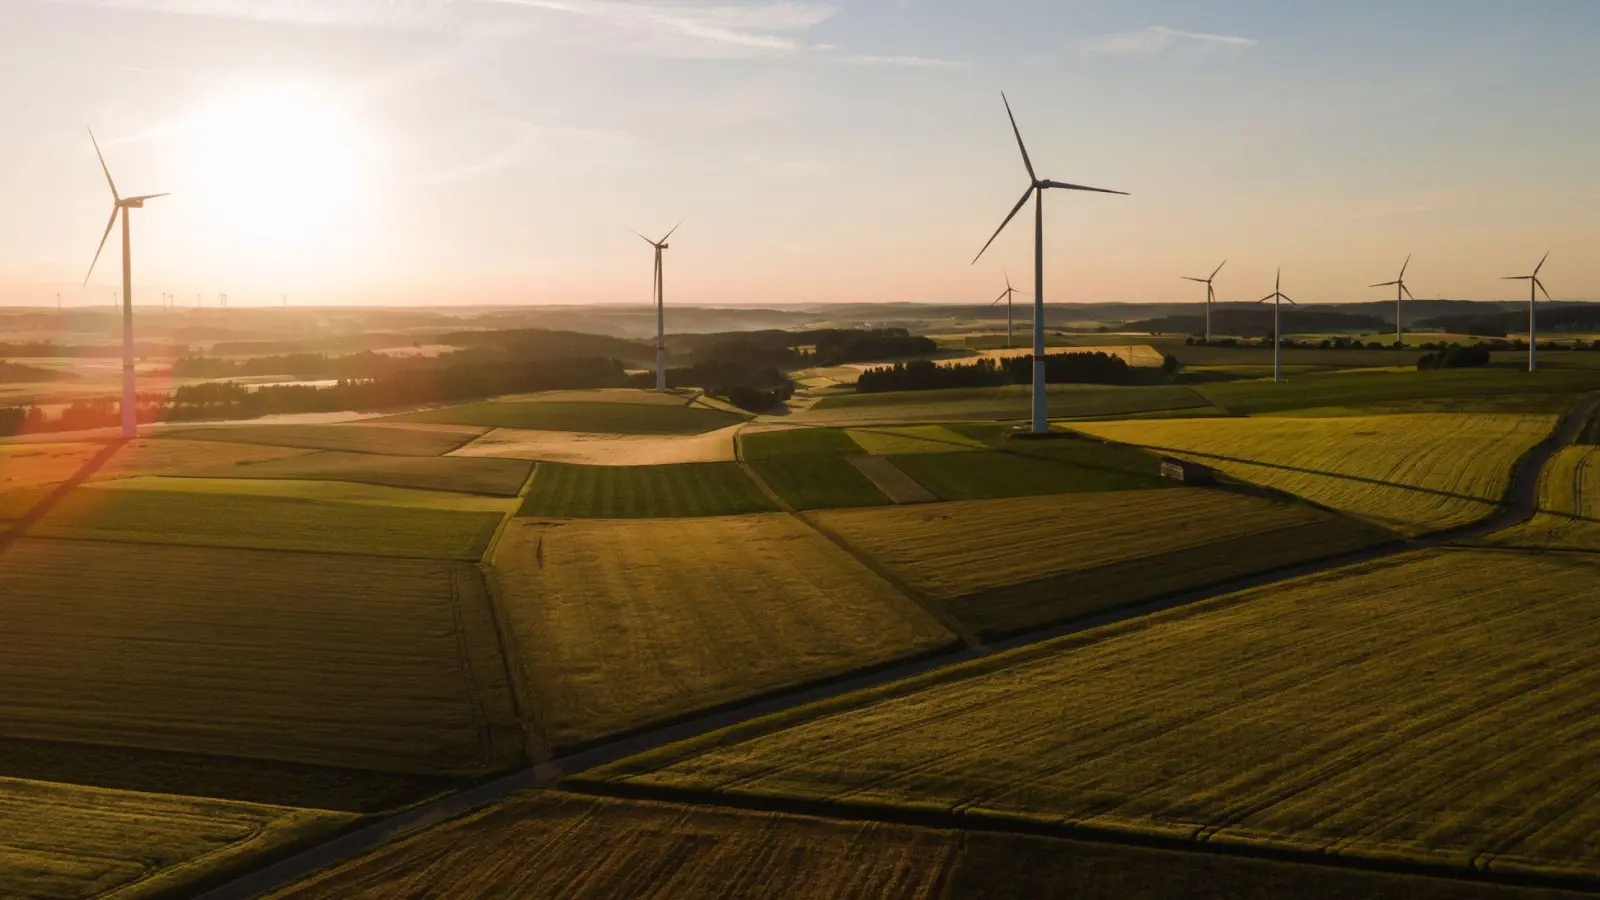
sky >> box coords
[0,0,1597,308]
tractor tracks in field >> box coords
[201,392,1600,900]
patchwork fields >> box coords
[1076,413,1556,534]
[387,399,746,434]
[812,492,1388,637]
[163,423,473,456]
[0,438,314,492]
[518,461,776,518]
[591,549,1600,881]
[492,515,954,748]
[450,425,739,465]
[802,384,1212,424]
[189,449,533,496]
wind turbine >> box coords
[631,219,684,392]
[1181,260,1225,344]
[973,94,1127,434]
[1257,268,1297,384]
[989,271,1022,348]
[1370,255,1414,347]
[1504,252,1551,373]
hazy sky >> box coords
[1,0,1597,308]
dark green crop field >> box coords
[518,462,777,518]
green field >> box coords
[738,427,863,460]
[802,384,1212,424]
[1,438,313,493]
[590,549,1600,881]
[491,516,952,748]
[189,449,533,496]
[747,456,893,509]
[0,776,351,900]
[387,400,746,434]
[0,538,521,780]
[847,425,988,455]
[94,476,516,512]
[1198,368,1600,415]
[1077,413,1556,535]
[517,461,776,518]
[1485,445,1600,550]
[812,492,1389,638]
[10,485,503,559]
[162,423,473,456]
[886,446,1168,501]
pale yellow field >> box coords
[491,514,954,748]
[1076,413,1556,535]
[0,438,311,493]
[598,549,1600,880]
[450,423,739,465]
[0,776,350,900]
[1486,445,1600,549]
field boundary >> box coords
[478,463,550,763]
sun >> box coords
[183,84,367,249]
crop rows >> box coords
[1487,445,1600,550]
[164,423,472,456]
[517,461,776,518]
[190,449,534,496]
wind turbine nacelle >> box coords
[122,199,145,209]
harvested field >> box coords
[452,424,738,466]
[0,538,521,776]
[802,384,1211,424]
[268,792,953,900]
[163,424,470,456]
[1487,445,1600,550]
[1076,413,1555,535]
[811,492,1389,637]
[492,515,952,747]
[386,400,746,435]
[593,549,1600,881]
[888,447,1167,500]
[517,461,775,518]
[739,427,862,460]
[0,777,350,900]
[0,438,311,492]
[747,456,892,509]
[847,425,986,455]
[849,456,937,503]
[188,449,533,496]
[13,485,503,558]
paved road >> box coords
[197,392,1600,900]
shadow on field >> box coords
[0,438,127,555]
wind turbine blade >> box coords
[1004,269,1013,291]
[1001,93,1036,182]
[1210,259,1226,280]
[1257,295,1274,304]
[1371,281,1400,288]
[990,291,1006,307]
[84,206,118,287]
[1181,276,1209,283]
[1399,253,1411,279]
[1503,276,1532,281]
[88,128,119,200]
[1401,284,1415,300]
[125,193,169,203]
[1535,251,1549,276]
[1283,295,1298,305]
[1040,180,1129,196]
[659,217,686,244]
[628,228,657,247]
[972,185,1034,266]
[1535,278,1551,301]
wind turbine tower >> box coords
[1370,255,1414,346]
[973,94,1127,434]
[1504,252,1551,373]
[631,219,684,392]
[1181,260,1225,344]
[1257,269,1297,384]
[990,272,1021,348]
[84,129,167,440]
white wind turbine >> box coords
[1504,252,1551,373]
[1370,254,1414,347]
[631,219,684,392]
[1258,268,1297,384]
[973,94,1127,434]
[989,271,1022,348]
[84,129,167,439]
[1181,260,1226,344]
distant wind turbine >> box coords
[1503,252,1551,373]
[989,271,1022,348]
[1181,260,1225,344]
[83,129,166,439]
[1370,255,1414,347]
[56,293,62,311]
[1258,268,1297,384]
[631,219,684,392]
[973,93,1127,434]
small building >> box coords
[1160,456,1216,485]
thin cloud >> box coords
[63,0,460,30]
[480,0,837,57]
[833,53,966,68]
[1081,25,1257,56]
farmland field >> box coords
[188,449,533,496]
[492,515,953,748]
[1486,445,1600,550]
[509,388,694,406]
[0,438,312,492]
[517,461,776,518]
[10,484,504,558]
[847,425,987,455]
[0,776,351,900]
[739,427,863,460]
[91,476,516,512]
[887,446,1168,501]
[451,424,738,465]
[747,456,892,509]
[0,538,521,776]
[1198,368,1600,415]
[385,400,746,434]
[163,423,471,456]
[591,549,1600,881]
[1076,413,1555,534]
[811,492,1389,638]
[802,384,1211,424]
